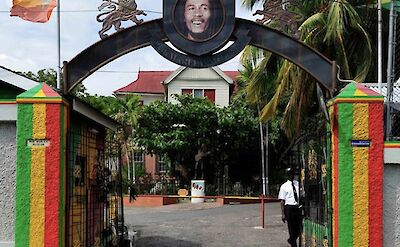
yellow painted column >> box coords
[30,104,46,247]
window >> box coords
[204,89,215,102]
[181,89,215,103]
[182,89,192,95]
[193,89,203,98]
[133,152,144,167]
[157,155,168,174]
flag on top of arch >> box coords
[10,0,57,23]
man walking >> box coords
[278,168,302,247]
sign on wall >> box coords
[351,140,370,147]
[27,139,50,147]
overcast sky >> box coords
[0,0,262,95]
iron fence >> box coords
[131,179,263,197]
[134,180,179,195]
[387,104,400,140]
[363,83,400,141]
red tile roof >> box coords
[114,70,240,94]
[224,71,240,81]
[114,71,172,94]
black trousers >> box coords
[284,205,302,247]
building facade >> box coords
[114,66,239,179]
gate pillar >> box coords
[330,82,384,247]
[15,83,67,247]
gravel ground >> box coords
[124,202,290,247]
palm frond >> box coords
[325,1,345,44]
[350,23,372,82]
[240,45,265,68]
[245,52,273,104]
[258,61,292,121]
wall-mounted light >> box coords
[88,127,99,134]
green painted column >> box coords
[330,82,384,247]
[15,83,67,247]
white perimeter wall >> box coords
[384,164,400,247]
[0,121,16,243]
[385,147,400,164]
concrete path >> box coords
[124,202,290,247]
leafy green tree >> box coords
[135,95,218,180]
[240,0,372,138]
[135,95,260,189]
[81,94,145,194]
[18,68,87,96]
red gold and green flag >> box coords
[10,0,57,23]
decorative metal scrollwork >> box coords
[323,238,329,247]
[321,163,327,178]
[307,149,318,180]
[253,0,304,38]
[96,0,147,39]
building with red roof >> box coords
[114,66,239,178]
[114,66,239,107]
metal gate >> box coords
[66,117,125,247]
[294,120,331,247]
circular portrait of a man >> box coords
[174,0,224,42]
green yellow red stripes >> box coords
[337,103,354,247]
[15,84,64,247]
[17,98,63,104]
[384,141,400,148]
[18,83,61,99]
[336,82,382,98]
[17,84,62,104]
[352,104,369,247]
[45,104,61,246]
[368,103,384,247]
[30,104,46,246]
[331,82,385,247]
[334,98,383,103]
[0,100,16,104]
[15,104,33,247]
[332,104,339,247]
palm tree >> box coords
[110,95,142,185]
[240,0,372,138]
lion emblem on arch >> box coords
[96,0,147,39]
[253,0,303,38]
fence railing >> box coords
[130,180,266,197]
[135,180,179,195]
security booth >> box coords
[14,84,128,247]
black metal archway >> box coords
[63,18,336,94]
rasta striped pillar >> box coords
[15,83,67,247]
[330,82,384,247]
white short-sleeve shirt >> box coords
[278,180,299,206]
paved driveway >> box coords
[124,202,289,247]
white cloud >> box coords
[0,0,260,96]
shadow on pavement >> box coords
[135,236,201,247]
